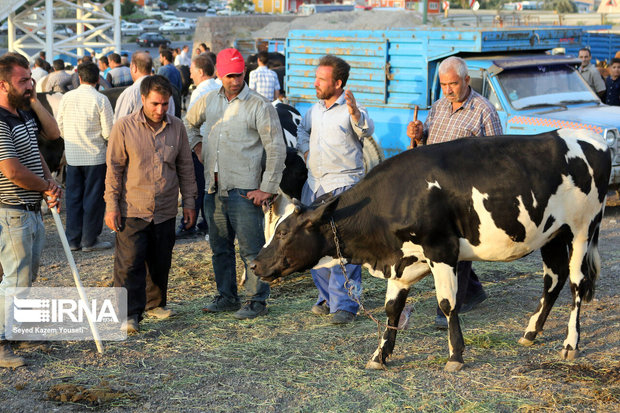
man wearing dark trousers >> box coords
[104,75,196,333]
[57,62,114,252]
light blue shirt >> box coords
[297,92,374,193]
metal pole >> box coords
[423,0,428,24]
[50,206,104,354]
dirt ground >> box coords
[0,195,618,412]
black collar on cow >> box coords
[329,218,407,335]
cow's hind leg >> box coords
[366,279,409,370]
[519,233,570,347]
[560,222,601,361]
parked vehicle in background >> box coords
[36,25,74,37]
[176,17,197,29]
[159,21,192,34]
[139,19,161,31]
[136,32,170,47]
[145,9,165,20]
[177,3,192,11]
[161,11,178,21]
[190,4,208,12]
[297,4,355,15]
[121,21,143,36]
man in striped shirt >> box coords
[406,56,502,329]
[57,62,114,252]
[0,53,62,367]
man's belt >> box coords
[0,202,41,212]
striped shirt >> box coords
[0,107,44,205]
[249,66,280,101]
[424,88,503,145]
[57,84,114,166]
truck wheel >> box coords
[363,136,384,173]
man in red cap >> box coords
[185,48,286,319]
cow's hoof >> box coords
[518,337,535,347]
[365,360,385,370]
[444,361,464,372]
[560,349,579,360]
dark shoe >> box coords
[331,310,356,324]
[202,296,241,313]
[434,314,448,330]
[233,301,268,320]
[311,301,330,315]
[176,226,198,239]
[82,241,113,252]
[196,221,208,234]
[0,341,26,368]
[145,306,177,319]
[460,290,488,313]
[121,317,139,334]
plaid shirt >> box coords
[424,87,503,145]
[57,84,114,166]
[249,66,280,101]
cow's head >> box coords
[252,195,339,281]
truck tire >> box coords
[363,136,384,173]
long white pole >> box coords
[50,206,104,354]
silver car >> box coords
[139,19,162,31]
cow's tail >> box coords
[581,209,604,303]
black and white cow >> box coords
[251,129,611,372]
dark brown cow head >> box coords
[251,197,339,282]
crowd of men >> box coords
[0,42,618,368]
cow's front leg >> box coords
[366,279,409,370]
[432,261,465,372]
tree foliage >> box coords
[542,0,576,13]
[121,0,137,16]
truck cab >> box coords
[463,55,619,186]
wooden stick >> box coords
[409,105,419,149]
[51,206,104,354]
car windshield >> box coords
[497,65,599,110]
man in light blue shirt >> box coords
[297,55,374,324]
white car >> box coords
[161,11,178,21]
[36,26,74,37]
[159,21,191,34]
[139,19,161,31]
[176,17,197,29]
[121,22,143,36]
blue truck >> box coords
[284,27,620,189]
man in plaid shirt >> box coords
[406,56,502,329]
[249,52,281,101]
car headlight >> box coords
[605,129,617,147]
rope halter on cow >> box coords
[329,218,409,333]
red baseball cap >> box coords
[216,48,245,77]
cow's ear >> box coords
[304,197,339,228]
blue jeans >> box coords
[203,189,269,303]
[301,183,361,314]
[0,209,45,339]
[65,164,106,248]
